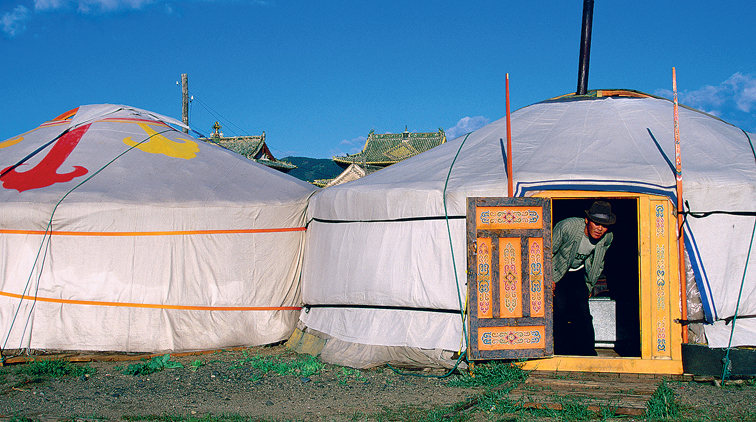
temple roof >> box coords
[333,127,446,168]
[202,123,296,172]
[314,163,383,188]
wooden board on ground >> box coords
[505,371,692,416]
[0,347,249,365]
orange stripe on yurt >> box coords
[0,291,302,311]
[0,227,307,236]
[53,108,79,121]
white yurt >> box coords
[0,105,317,354]
[296,90,756,374]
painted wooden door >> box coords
[466,197,553,360]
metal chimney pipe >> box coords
[576,0,594,95]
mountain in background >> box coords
[282,157,343,183]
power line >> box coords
[188,94,251,138]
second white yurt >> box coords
[0,105,317,353]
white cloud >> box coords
[725,73,756,113]
[680,84,725,109]
[33,0,269,14]
[35,0,155,14]
[655,73,756,132]
[336,135,366,156]
[1,5,30,37]
[8,0,265,36]
[445,116,489,140]
[33,0,67,11]
[676,73,756,113]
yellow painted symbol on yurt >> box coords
[123,123,199,159]
[0,136,23,149]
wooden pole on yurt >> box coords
[506,73,514,198]
[673,67,689,343]
[506,73,513,197]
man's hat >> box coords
[585,201,616,225]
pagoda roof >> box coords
[314,163,383,188]
[202,124,296,172]
[333,127,446,167]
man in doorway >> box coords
[552,200,615,356]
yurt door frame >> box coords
[467,191,684,375]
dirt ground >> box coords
[1,343,755,421]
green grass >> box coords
[554,395,601,421]
[479,395,620,421]
[2,349,697,422]
[122,414,278,422]
[476,390,526,414]
[442,361,631,421]
[645,380,680,420]
[447,360,528,388]
[337,366,367,384]
[230,352,324,381]
[121,354,184,376]
[7,417,37,422]
[0,365,10,383]
[345,403,475,422]
[188,359,205,372]
[15,359,95,378]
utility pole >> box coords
[181,73,189,133]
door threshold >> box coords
[519,355,683,375]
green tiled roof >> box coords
[255,158,296,171]
[333,127,446,167]
[202,123,296,172]
[216,135,265,158]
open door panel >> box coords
[466,197,553,360]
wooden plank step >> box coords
[510,390,652,405]
[504,372,662,416]
[523,378,658,393]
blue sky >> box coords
[2,1,754,159]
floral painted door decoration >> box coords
[466,197,553,360]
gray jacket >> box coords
[552,217,612,291]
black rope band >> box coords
[676,314,756,326]
[303,304,461,314]
[310,215,465,224]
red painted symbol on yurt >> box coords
[1,124,90,192]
